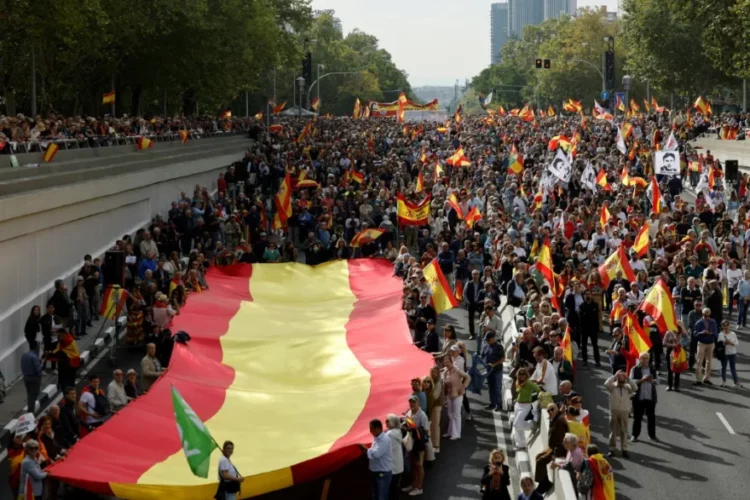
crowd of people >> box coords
[0,113,255,153]
[6,97,750,500]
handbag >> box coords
[578,461,594,495]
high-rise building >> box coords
[544,0,576,20]
[490,2,509,64]
[508,0,544,38]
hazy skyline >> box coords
[311,0,619,87]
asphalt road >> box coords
[0,306,517,500]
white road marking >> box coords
[717,412,736,435]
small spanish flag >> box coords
[423,259,459,315]
[297,122,312,143]
[273,102,286,114]
[632,224,650,257]
[100,285,128,320]
[350,169,364,184]
[350,228,385,248]
[311,97,320,112]
[254,111,264,120]
[42,143,59,163]
[600,204,611,229]
[102,91,115,105]
[416,171,424,193]
[269,124,283,134]
[465,205,482,228]
[454,279,463,302]
[178,130,189,144]
[137,137,153,150]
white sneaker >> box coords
[401,486,413,493]
[433,447,440,454]
[720,381,726,387]
[408,489,423,496]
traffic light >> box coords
[535,59,542,69]
[544,59,551,69]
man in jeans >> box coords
[482,330,505,412]
[364,419,392,500]
[21,340,43,413]
[693,307,718,386]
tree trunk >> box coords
[131,85,142,116]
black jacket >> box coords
[632,363,658,404]
[419,330,440,353]
[59,400,79,448]
[464,280,484,306]
[48,289,71,318]
[579,299,601,334]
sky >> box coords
[311,0,618,87]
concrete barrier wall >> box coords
[0,144,246,383]
[500,306,577,500]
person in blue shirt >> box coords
[21,340,43,413]
[693,307,718,386]
[481,331,505,412]
[138,251,158,279]
[364,418,392,500]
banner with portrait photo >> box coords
[547,149,572,183]
[654,151,680,176]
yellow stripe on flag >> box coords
[423,259,458,314]
[112,262,369,499]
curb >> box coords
[0,315,126,448]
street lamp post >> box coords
[296,76,305,118]
[568,58,606,93]
[622,75,632,115]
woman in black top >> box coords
[480,449,511,500]
[24,305,41,347]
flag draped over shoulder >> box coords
[423,259,459,314]
[589,453,616,500]
[598,247,636,288]
[639,278,678,333]
[397,194,430,226]
[171,385,218,479]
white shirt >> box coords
[80,391,104,424]
[532,359,558,395]
[630,259,647,273]
[726,268,743,288]
[107,380,129,411]
[718,331,739,356]
[218,455,236,480]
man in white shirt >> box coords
[79,374,107,429]
[107,369,129,412]
[531,347,558,396]
[630,252,647,273]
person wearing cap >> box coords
[693,308,718,385]
[482,330,505,412]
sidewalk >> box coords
[0,314,126,449]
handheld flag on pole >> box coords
[311,97,320,112]
[100,285,128,320]
[639,278,678,333]
[350,228,385,248]
[137,137,153,150]
[422,258,459,314]
[178,130,189,144]
[632,224,650,257]
[598,247,636,288]
[171,385,220,479]
[102,91,116,105]
[42,143,60,163]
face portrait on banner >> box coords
[654,151,680,176]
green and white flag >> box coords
[171,385,217,478]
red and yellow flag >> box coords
[273,102,286,114]
[547,105,555,117]
[297,122,312,143]
[600,204,611,229]
[137,137,153,151]
[598,247,636,288]
[447,146,471,167]
[620,166,630,187]
[596,168,611,191]
[454,279,464,302]
[650,176,662,213]
[448,193,464,219]
[507,144,524,174]
[272,173,293,229]
[536,239,560,311]
[100,286,128,320]
[589,453,616,500]
[623,312,652,356]
[629,98,640,113]
[310,97,320,112]
[47,261,434,499]
[632,224,649,257]
[465,206,482,228]
[415,171,424,193]
[694,96,711,116]
[350,169,364,184]
[518,104,534,122]
[561,326,574,370]
[397,193,431,226]
[43,143,60,162]
[643,98,651,112]
[178,130,189,144]
[423,258,459,314]
[254,111,264,120]
[102,91,115,105]
[616,94,626,112]
[639,278,678,334]
[350,228,385,248]
[353,98,362,119]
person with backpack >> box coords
[78,373,109,434]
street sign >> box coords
[600,91,609,101]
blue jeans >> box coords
[721,354,739,383]
[371,471,392,500]
[738,299,749,326]
[487,368,503,409]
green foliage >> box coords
[0,1,411,117]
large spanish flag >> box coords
[397,193,430,226]
[48,260,433,499]
[639,278,678,334]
